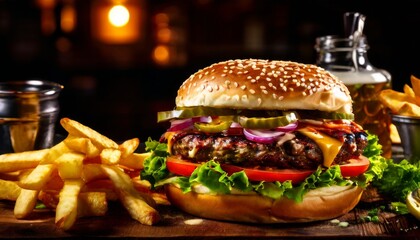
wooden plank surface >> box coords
[1,200,419,239]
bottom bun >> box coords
[165,184,363,223]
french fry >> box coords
[0,149,49,173]
[119,152,150,170]
[55,179,84,230]
[14,188,39,219]
[64,136,100,158]
[403,84,420,106]
[39,190,108,217]
[60,118,118,149]
[83,179,118,201]
[19,164,55,190]
[0,179,21,201]
[379,89,414,114]
[0,171,21,181]
[411,75,420,97]
[82,164,107,182]
[119,138,139,159]
[43,170,64,191]
[44,141,71,164]
[399,102,420,117]
[100,165,160,225]
[56,152,85,179]
[77,192,108,217]
[132,177,170,205]
[100,148,121,165]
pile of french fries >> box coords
[0,118,167,230]
[380,75,420,116]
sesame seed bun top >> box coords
[176,59,352,113]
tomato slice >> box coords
[338,155,370,177]
[166,155,370,184]
[166,157,199,177]
[221,164,314,184]
[166,157,313,183]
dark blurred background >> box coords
[1,0,419,142]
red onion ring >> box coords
[168,116,213,132]
[243,129,285,144]
[168,118,194,132]
[275,121,298,132]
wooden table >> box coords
[1,199,419,239]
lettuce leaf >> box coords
[140,137,169,186]
[372,159,420,202]
[361,133,420,204]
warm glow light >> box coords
[153,45,170,64]
[108,5,130,27]
[157,27,172,43]
[92,0,142,44]
[61,4,76,32]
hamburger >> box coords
[141,59,374,223]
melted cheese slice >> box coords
[165,131,199,158]
[298,128,343,167]
[164,131,176,155]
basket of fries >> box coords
[380,75,420,162]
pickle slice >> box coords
[157,106,352,124]
[238,112,298,129]
[194,120,233,133]
[157,107,237,122]
[328,112,354,120]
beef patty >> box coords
[167,131,368,170]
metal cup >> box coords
[0,80,63,153]
[391,114,420,163]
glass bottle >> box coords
[315,35,392,158]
